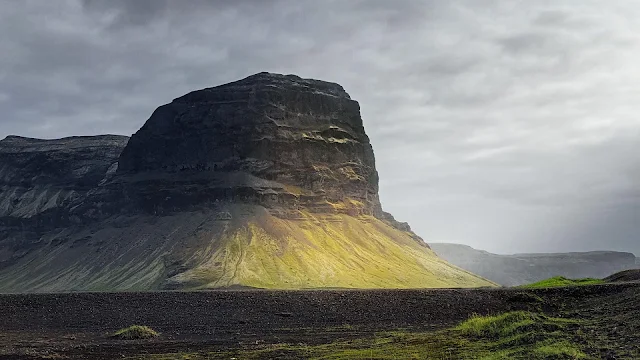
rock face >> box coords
[0,135,128,263]
[0,73,493,292]
[0,135,128,217]
[119,73,380,215]
[431,243,639,286]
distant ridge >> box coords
[431,242,637,286]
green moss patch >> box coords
[455,311,585,359]
[520,276,603,289]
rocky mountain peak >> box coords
[116,72,383,220]
[187,72,352,100]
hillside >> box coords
[431,242,638,286]
[0,73,493,292]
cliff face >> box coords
[118,73,380,216]
[0,135,128,264]
[0,73,493,292]
[431,243,638,286]
[0,135,128,218]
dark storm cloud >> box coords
[1,0,640,254]
[82,0,170,26]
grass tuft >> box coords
[520,276,603,289]
[110,325,159,340]
[456,311,537,337]
[456,311,585,359]
[532,340,586,358]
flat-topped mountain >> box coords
[431,242,638,286]
[0,73,493,292]
[114,72,385,221]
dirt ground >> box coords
[0,283,638,359]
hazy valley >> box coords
[431,243,639,286]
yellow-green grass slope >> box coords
[0,208,494,291]
[168,211,494,289]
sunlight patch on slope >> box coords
[171,212,494,289]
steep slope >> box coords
[0,135,129,264]
[0,73,493,292]
[431,242,638,286]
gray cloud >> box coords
[1,0,640,254]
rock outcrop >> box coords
[431,242,638,286]
[118,73,380,216]
[0,135,128,217]
[0,135,128,264]
[0,73,493,292]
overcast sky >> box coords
[2,0,640,255]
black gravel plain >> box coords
[0,283,638,359]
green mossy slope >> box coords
[520,276,603,289]
[169,212,493,289]
[0,208,494,292]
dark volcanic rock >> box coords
[604,269,640,283]
[115,72,382,218]
[0,135,129,216]
[0,135,128,263]
[1,74,414,235]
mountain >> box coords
[0,134,128,259]
[430,243,638,286]
[0,73,493,292]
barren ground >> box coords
[0,283,638,359]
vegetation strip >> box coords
[135,311,586,359]
[520,276,604,289]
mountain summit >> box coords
[0,73,493,291]
[118,72,385,222]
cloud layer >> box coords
[2,0,640,254]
